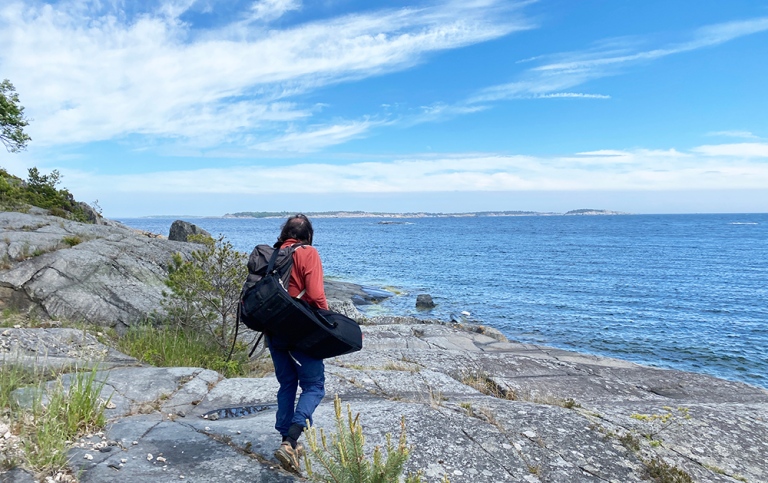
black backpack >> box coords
[231,243,363,361]
[239,243,315,333]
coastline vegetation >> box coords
[0,168,91,222]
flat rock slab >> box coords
[0,327,138,369]
[69,415,297,483]
[3,321,768,483]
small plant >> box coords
[561,398,579,409]
[459,402,474,417]
[426,386,446,408]
[645,457,693,483]
[304,395,424,483]
[61,235,82,247]
[619,432,641,452]
[12,366,111,477]
[458,370,515,400]
[630,407,691,442]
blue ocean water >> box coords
[118,214,768,389]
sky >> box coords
[1,0,767,217]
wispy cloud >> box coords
[0,0,531,150]
[467,17,768,105]
[57,143,768,201]
[692,143,768,158]
[707,130,760,139]
[248,0,302,23]
[251,120,382,152]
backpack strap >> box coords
[270,244,308,299]
[265,244,282,274]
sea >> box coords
[117,214,768,389]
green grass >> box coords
[0,363,62,412]
[1,364,110,478]
[116,323,251,378]
[61,235,82,247]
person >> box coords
[269,214,328,474]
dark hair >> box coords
[275,213,314,247]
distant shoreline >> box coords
[220,209,629,219]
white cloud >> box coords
[0,0,531,149]
[692,143,768,158]
[468,16,768,105]
[248,0,301,23]
[252,120,379,152]
[61,144,768,202]
[707,131,760,139]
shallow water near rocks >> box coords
[119,213,768,389]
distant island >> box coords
[223,209,628,218]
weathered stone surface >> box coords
[4,320,766,483]
[168,220,212,242]
[0,327,138,369]
[0,212,197,329]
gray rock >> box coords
[416,293,436,309]
[0,327,138,370]
[76,201,103,224]
[168,220,212,242]
[0,212,197,329]
[7,318,765,483]
[0,468,37,483]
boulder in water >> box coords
[416,293,435,309]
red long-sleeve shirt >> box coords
[281,238,328,310]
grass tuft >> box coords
[116,323,252,378]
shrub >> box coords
[162,234,247,351]
[304,395,425,483]
[0,168,89,222]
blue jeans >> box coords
[268,338,326,436]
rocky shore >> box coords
[2,211,767,483]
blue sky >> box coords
[2,0,767,217]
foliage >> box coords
[116,323,252,378]
[61,235,82,247]
[0,167,89,222]
[630,406,691,443]
[0,363,60,413]
[645,458,693,483]
[458,369,516,400]
[0,79,31,153]
[1,364,110,478]
[162,234,247,351]
[304,395,426,483]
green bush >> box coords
[0,168,89,222]
[162,234,247,351]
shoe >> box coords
[275,442,302,474]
